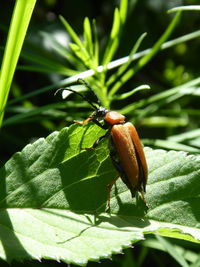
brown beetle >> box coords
[56,79,148,209]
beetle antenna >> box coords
[77,78,101,106]
[54,87,99,110]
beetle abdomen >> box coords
[111,122,148,197]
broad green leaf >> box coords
[0,124,200,265]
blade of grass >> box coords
[0,0,36,127]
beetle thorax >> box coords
[104,111,126,125]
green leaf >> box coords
[0,124,200,265]
[70,43,91,68]
[83,17,93,58]
[102,8,121,66]
[119,0,128,25]
[92,19,99,67]
[60,16,91,67]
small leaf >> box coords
[119,0,128,25]
[83,17,93,57]
[92,19,99,67]
[69,43,91,68]
[60,16,91,67]
[102,8,120,66]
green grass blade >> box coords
[0,0,36,127]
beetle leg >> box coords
[75,117,107,129]
[92,119,107,129]
[106,176,119,211]
[74,117,93,125]
[140,190,147,205]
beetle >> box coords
[55,79,148,209]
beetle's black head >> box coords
[93,106,109,119]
